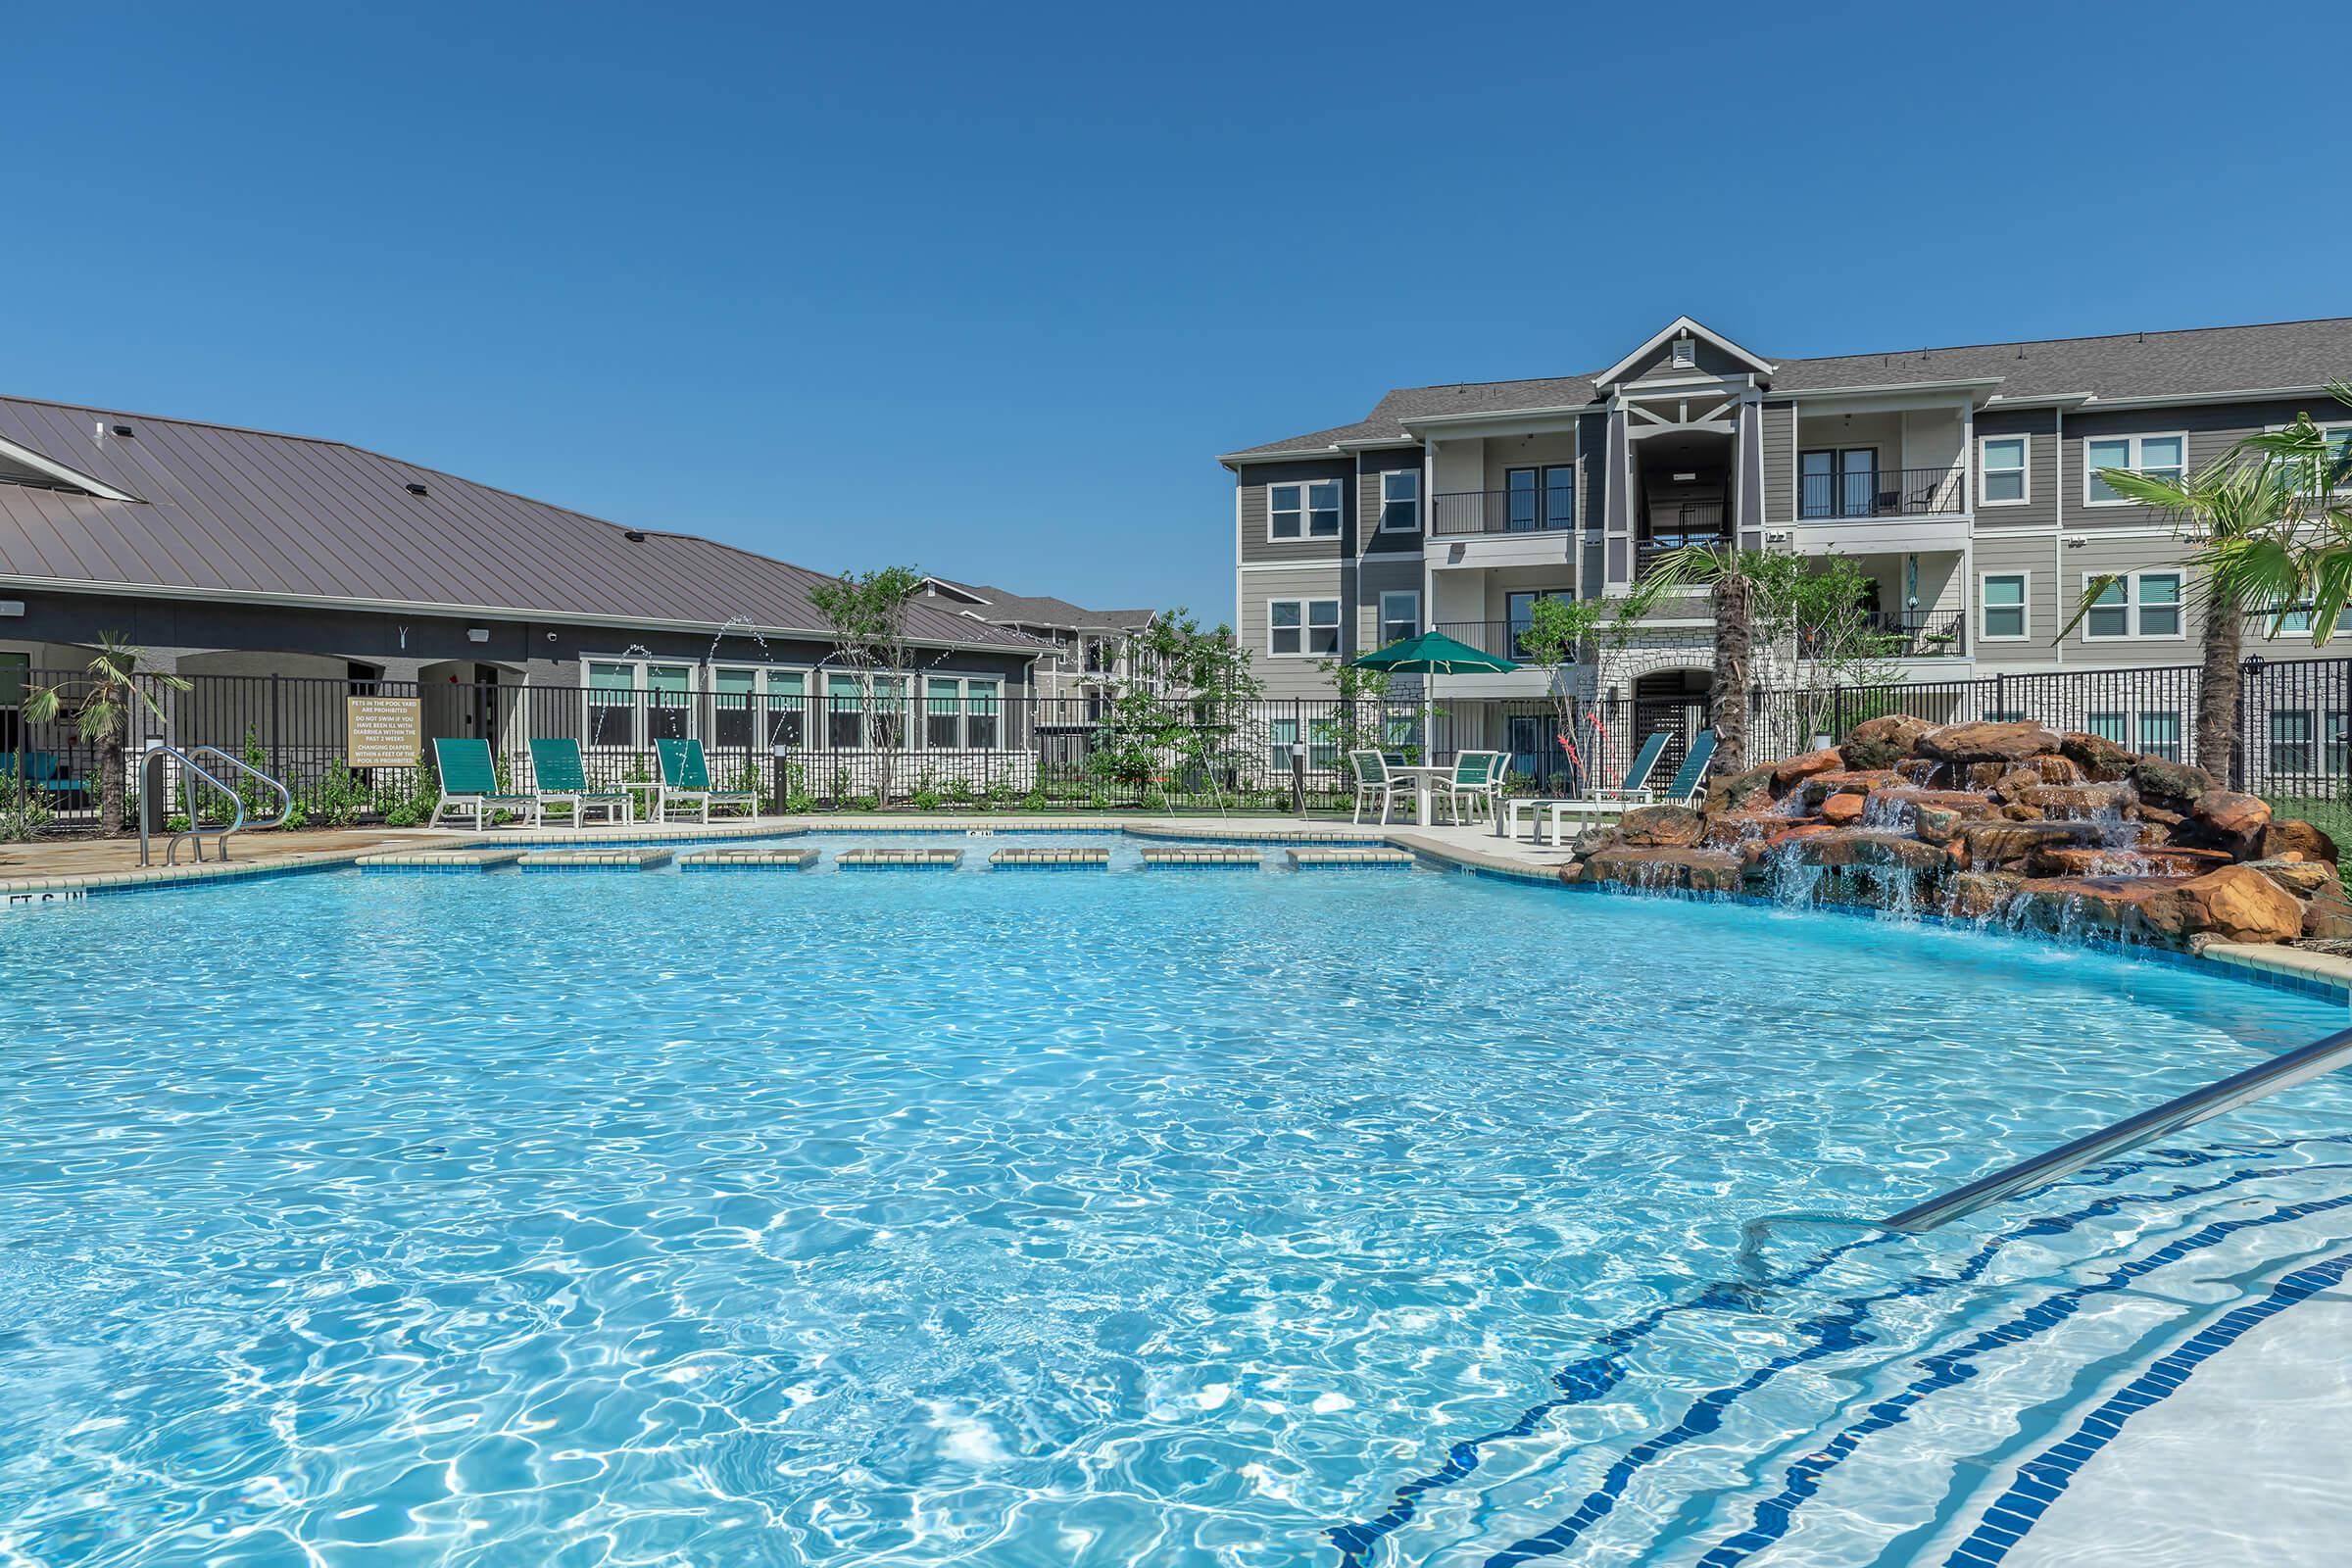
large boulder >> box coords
[1944,869,2020,919]
[2130,757,2216,810]
[2137,864,2307,945]
[2189,789,2272,844]
[2303,881,2352,941]
[1841,713,1936,771]
[1916,720,2064,764]
[1703,761,1779,817]
[2059,730,2138,782]
[2244,858,2338,899]
[1576,845,1743,895]
[1959,818,2105,869]
[1819,793,1865,826]
[1772,748,1846,788]
[2015,782,2135,817]
[1801,828,1953,873]
[1617,804,1706,848]
[2010,875,2187,937]
[2262,817,2341,865]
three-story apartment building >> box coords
[1221,313,2352,772]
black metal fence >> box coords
[7,660,2349,831]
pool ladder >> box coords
[1882,1022,2352,1234]
[138,744,293,866]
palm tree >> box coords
[1622,545,1765,775]
[22,633,191,836]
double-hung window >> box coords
[1269,480,1342,540]
[1377,591,1419,648]
[1379,470,1420,532]
[2085,434,2186,504]
[2137,711,2182,761]
[1268,598,1340,657]
[925,675,1001,750]
[2272,710,2316,775]
[1980,573,2028,640]
[1266,715,1299,774]
[2087,711,2129,746]
[826,673,908,748]
[585,658,693,747]
[1981,436,2029,504]
[2082,571,2182,639]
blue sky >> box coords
[7,2,2337,621]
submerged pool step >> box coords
[517,848,673,871]
[1140,847,1262,869]
[357,847,528,871]
[989,848,1111,870]
[677,848,820,871]
[837,847,963,870]
[1287,848,1415,870]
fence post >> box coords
[270,672,282,782]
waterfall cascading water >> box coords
[1766,839,1825,909]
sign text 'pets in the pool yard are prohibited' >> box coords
[345,696,421,767]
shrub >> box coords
[0,782,52,843]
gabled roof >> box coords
[0,394,1048,652]
[1223,315,2352,463]
[1592,314,1775,385]
[924,576,1155,634]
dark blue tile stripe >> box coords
[1939,1244,2352,1566]
[1324,1140,2345,1567]
[1689,1186,2352,1568]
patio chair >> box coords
[3,751,87,800]
[655,738,759,824]
[1439,749,1505,824]
[1348,748,1399,825]
[527,737,632,828]
[1503,730,1671,845]
[427,737,539,831]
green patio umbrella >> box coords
[1348,630,1520,764]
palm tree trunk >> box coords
[99,727,126,837]
[1711,574,1753,776]
[2196,600,2244,784]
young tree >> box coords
[22,632,191,836]
[1090,610,1264,802]
[809,565,924,803]
[1517,593,1633,791]
[1779,555,1903,745]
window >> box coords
[2085,434,2186,504]
[1377,712,1417,762]
[766,670,808,747]
[2087,711,2129,745]
[925,675,1001,750]
[2272,710,2315,775]
[2328,711,2351,775]
[1378,591,1419,647]
[1981,573,2028,640]
[1800,448,1879,518]
[1266,715,1298,774]
[2082,571,2182,639]
[1268,479,1342,540]
[710,665,810,750]
[1981,436,2029,505]
[712,666,758,749]
[0,651,25,753]
[1267,598,1340,657]
[1379,469,1420,532]
[584,658,692,747]
[1504,466,1576,531]
[1545,465,1576,531]
[826,673,908,748]
[2137,711,2182,762]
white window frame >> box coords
[584,655,698,750]
[710,662,815,751]
[1266,597,1341,658]
[2082,432,2188,507]
[1377,590,1420,648]
[922,672,1003,752]
[1979,434,2031,507]
[1266,478,1343,542]
[2080,569,2185,642]
[2136,710,2184,763]
[1378,468,1420,533]
[1979,571,2030,642]
[823,670,913,750]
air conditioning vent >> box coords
[1671,337,1696,368]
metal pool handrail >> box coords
[1880,1023,2352,1234]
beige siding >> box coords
[1238,565,1350,697]
[1762,402,1795,525]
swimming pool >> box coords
[4,834,2349,1565]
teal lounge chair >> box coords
[428,737,538,830]
[1503,730,1672,844]
[528,737,631,828]
[655,738,758,823]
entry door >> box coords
[1505,467,1540,531]
[1799,448,1880,518]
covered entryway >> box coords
[1633,668,1712,779]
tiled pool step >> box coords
[837,847,963,870]
[989,848,1111,869]
[678,848,820,870]
[1288,848,1416,869]
[518,848,673,871]
[1140,847,1262,868]
[357,848,528,871]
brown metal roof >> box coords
[0,395,1048,652]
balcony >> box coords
[1636,502,1728,580]
[1797,466,1967,520]
[1799,608,1968,660]
[1432,618,1543,662]
[1431,488,1577,537]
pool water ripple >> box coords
[2,837,2350,1564]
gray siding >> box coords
[1762,401,1795,526]
[1235,455,1355,565]
[1974,407,2061,530]
[2062,399,2310,531]
[1355,448,1425,558]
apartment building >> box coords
[1220,314,2352,767]
[919,578,1156,708]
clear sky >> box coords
[8,2,2340,623]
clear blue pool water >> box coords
[4,833,2351,1566]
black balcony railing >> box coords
[1431,619,1551,662]
[1430,488,1578,536]
[1800,608,1969,659]
[1635,503,1729,577]
[1797,466,1968,519]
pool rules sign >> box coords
[346,695,421,767]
